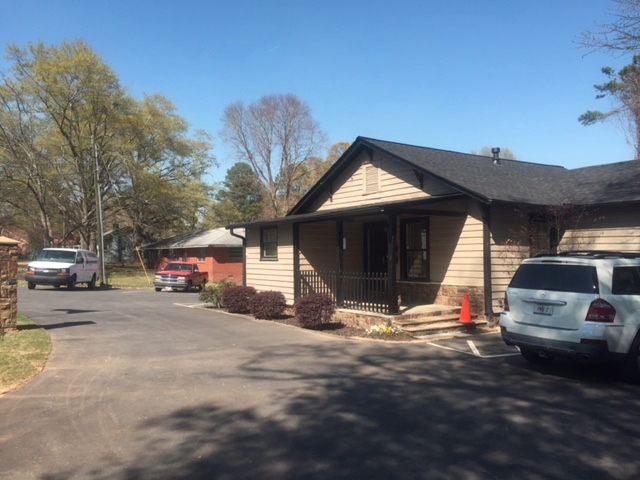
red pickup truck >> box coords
[154,262,208,292]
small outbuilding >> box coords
[142,227,245,284]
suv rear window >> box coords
[509,263,599,294]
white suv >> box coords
[500,251,640,381]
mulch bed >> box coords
[271,316,417,342]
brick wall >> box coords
[154,246,243,284]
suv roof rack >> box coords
[534,250,640,259]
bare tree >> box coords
[221,94,326,217]
[579,1,640,157]
[579,0,640,55]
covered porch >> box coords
[290,197,490,317]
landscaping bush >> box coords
[294,293,335,329]
[249,291,286,319]
[222,285,257,313]
[199,280,235,307]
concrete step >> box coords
[393,306,486,336]
[394,313,462,327]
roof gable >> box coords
[290,136,569,214]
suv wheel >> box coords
[520,348,555,365]
[622,333,640,383]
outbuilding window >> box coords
[261,227,278,260]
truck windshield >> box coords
[36,250,77,263]
[165,263,191,272]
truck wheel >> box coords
[199,280,207,291]
[155,287,162,292]
[67,275,77,290]
[27,282,36,290]
[185,281,193,293]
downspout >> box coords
[229,228,247,286]
[480,203,495,327]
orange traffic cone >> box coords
[459,293,472,324]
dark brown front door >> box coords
[364,221,387,274]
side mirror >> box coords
[77,257,84,264]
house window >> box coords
[198,248,206,262]
[363,162,379,194]
[529,213,558,257]
[229,247,243,259]
[182,251,187,262]
[401,218,430,280]
[261,227,278,260]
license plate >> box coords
[533,304,553,316]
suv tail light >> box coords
[503,293,510,312]
[585,299,616,323]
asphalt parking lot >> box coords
[2,287,639,480]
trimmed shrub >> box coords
[199,280,235,307]
[222,285,257,314]
[249,291,286,320]
[294,293,335,329]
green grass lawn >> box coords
[104,267,153,289]
[0,313,52,396]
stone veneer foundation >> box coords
[398,282,485,317]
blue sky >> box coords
[1,0,634,179]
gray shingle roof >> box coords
[361,138,570,205]
[559,160,640,205]
[237,136,640,227]
[142,227,244,250]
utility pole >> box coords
[93,135,107,286]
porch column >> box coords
[336,220,344,307]
[387,215,398,314]
[480,203,495,325]
[293,222,300,301]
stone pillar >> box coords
[0,236,20,335]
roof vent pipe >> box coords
[491,147,501,165]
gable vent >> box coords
[364,163,380,194]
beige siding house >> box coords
[228,137,640,322]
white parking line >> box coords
[468,340,481,356]
[173,303,207,308]
[427,341,520,358]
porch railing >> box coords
[298,270,389,314]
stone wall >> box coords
[398,282,484,317]
[0,239,19,334]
